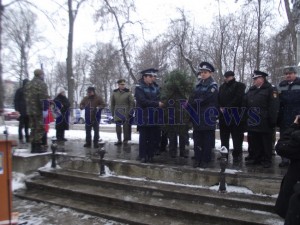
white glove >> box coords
[43,110,48,118]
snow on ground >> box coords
[2,123,281,224]
[6,123,251,195]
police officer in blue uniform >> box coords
[135,68,164,163]
[189,62,219,168]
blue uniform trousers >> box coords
[193,130,215,163]
[138,126,160,160]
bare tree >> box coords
[165,9,199,76]
[3,7,42,84]
[95,0,141,83]
[89,42,123,103]
[73,50,90,106]
[134,38,170,74]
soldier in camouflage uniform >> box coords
[25,69,49,153]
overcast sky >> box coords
[33,0,245,57]
[4,0,287,79]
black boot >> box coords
[115,125,122,145]
[35,143,47,153]
[180,150,188,158]
[31,142,36,153]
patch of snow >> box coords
[12,172,26,191]
[209,183,254,194]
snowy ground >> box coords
[1,123,284,225]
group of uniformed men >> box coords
[132,63,300,169]
[21,63,300,169]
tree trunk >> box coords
[0,0,4,109]
[284,0,297,63]
[256,0,261,70]
[67,0,74,111]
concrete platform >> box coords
[7,131,287,178]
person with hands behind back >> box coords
[275,115,300,223]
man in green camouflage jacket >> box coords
[25,69,49,153]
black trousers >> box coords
[18,115,29,141]
[138,126,160,159]
[248,131,273,163]
[219,121,244,158]
[168,131,185,153]
[85,121,99,144]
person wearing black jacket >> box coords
[277,66,300,168]
[275,115,300,224]
[54,88,70,141]
[218,71,246,162]
[14,79,30,143]
[244,70,279,168]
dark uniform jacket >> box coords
[244,81,279,133]
[14,80,29,116]
[110,88,135,122]
[275,123,300,219]
[277,77,300,129]
[189,76,218,130]
[134,80,160,126]
[218,78,246,126]
[79,94,106,123]
[54,94,70,130]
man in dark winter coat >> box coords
[54,88,70,141]
[275,115,300,223]
[277,66,300,168]
[244,70,279,168]
[14,78,30,143]
[80,87,106,148]
[110,79,135,145]
[189,62,219,168]
[218,71,246,162]
[135,68,164,163]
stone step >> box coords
[58,155,282,195]
[37,168,276,213]
[15,168,283,225]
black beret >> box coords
[224,71,235,77]
[252,70,268,79]
[140,68,159,76]
[198,62,215,73]
[87,86,95,92]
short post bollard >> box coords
[219,146,228,193]
[51,137,58,168]
[99,148,106,176]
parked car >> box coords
[73,108,113,124]
[73,108,85,124]
[101,108,113,124]
[2,108,20,121]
